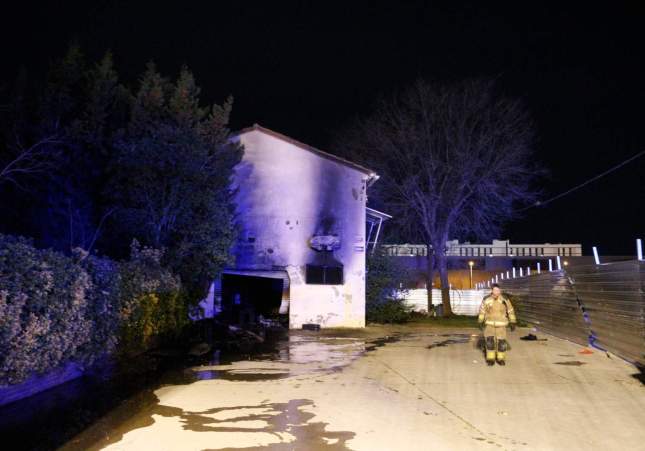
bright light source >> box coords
[563,260,569,266]
[468,261,474,267]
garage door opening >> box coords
[221,273,285,325]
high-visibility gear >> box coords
[478,294,516,326]
[478,294,517,364]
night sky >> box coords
[3,2,644,255]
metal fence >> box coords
[403,289,485,316]
[501,260,645,366]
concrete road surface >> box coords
[62,325,645,451]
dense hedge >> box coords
[118,242,186,356]
[0,235,187,385]
[0,235,92,384]
[365,250,413,323]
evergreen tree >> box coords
[110,64,242,300]
[34,48,130,252]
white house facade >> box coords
[200,124,381,328]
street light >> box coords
[468,261,474,289]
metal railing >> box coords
[501,260,645,367]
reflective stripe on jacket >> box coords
[478,295,516,326]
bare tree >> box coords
[0,135,60,190]
[337,79,541,316]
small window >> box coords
[306,264,343,285]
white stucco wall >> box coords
[229,128,369,328]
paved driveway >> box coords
[63,326,645,451]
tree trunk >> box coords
[435,252,453,317]
[425,246,435,313]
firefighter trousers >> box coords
[484,325,508,362]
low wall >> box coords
[0,362,84,407]
[403,289,485,316]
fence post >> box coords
[537,262,541,274]
[527,267,531,276]
[637,239,643,261]
[556,255,562,270]
[512,267,516,278]
[520,267,524,277]
[548,259,553,271]
[592,246,600,265]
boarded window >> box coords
[306,264,343,285]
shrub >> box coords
[365,250,412,323]
[0,235,92,384]
[117,241,185,357]
[75,249,122,363]
[0,235,189,385]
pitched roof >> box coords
[234,123,378,177]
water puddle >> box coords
[48,331,404,450]
[190,335,369,382]
[426,333,473,350]
[364,335,401,352]
[188,399,355,450]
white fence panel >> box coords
[402,289,485,316]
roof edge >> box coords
[233,123,378,177]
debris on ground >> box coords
[227,325,266,344]
[520,334,547,341]
[578,348,594,355]
[188,342,211,356]
[302,323,321,331]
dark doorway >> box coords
[221,274,284,325]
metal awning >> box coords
[366,207,392,254]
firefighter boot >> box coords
[485,336,496,365]
[497,339,508,365]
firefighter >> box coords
[478,283,516,366]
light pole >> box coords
[468,261,474,289]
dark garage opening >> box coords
[221,274,284,325]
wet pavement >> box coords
[5,325,645,450]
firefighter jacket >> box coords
[478,295,517,327]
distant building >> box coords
[382,240,583,290]
[200,125,386,328]
[383,240,582,258]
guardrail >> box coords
[501,260,645,367]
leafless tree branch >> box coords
[336,79,542,315]
[0,135,61,189]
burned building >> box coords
[200,124,386,328]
